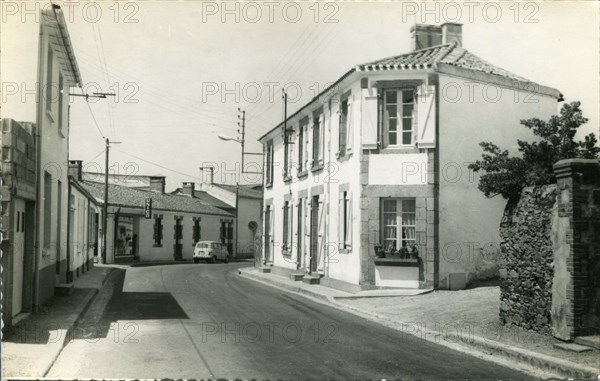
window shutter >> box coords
[416,84,436,148]
[198,225,201,240]
[346,192,352,249]
[377,89,383,148]
[317,198,325,272]
[360,90,379,149]
[289,203,294,253]
[346,99,353,153]
[338,193,344,250]
[228,224,234,240]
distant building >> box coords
[77,169,235,263]
[82,171,155,191]
[259,23,562,291]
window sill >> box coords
[297,170,308,179]
[153,244,163,248]
[339,248,352,254]
[378,147,420,154]
[282,250,292,257]
[374,258,419,267]
[46,109,55,123]
[311,163,324,173]
[265,182,273,189]
[336,150,353,162]
[283,175,293,183]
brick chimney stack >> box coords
[182,182,195,196]
[410,24,442,50]
[442,23,462,46]
[149,176,166,194]
[68,160,83,181]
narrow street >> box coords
[48,262,533,379]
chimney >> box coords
[149,176,166,194]
[68,160,83,181]
[182,182,195,196]
[442,23,462,46]
[410,24,442,50]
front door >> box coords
[296,199,303,269]
[12,199,25,316]
[310,196,319,273]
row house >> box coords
[1,5,91,325]
[258,23,562,291]
[77,169,235,263]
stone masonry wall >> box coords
[499,185,557,334]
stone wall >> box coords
[499,185,557,334]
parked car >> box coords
[193,241,229,263]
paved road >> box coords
[48,263,533,379]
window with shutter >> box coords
[382,88,416,148]
[381,198,417,252]
[338,99,348,156]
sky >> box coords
[2,1,599,191]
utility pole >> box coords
[102,138,120,264]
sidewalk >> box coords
[1,265,117,378]
[240,267,599,379]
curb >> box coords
[239,268,598,379]
[41,268,117,377]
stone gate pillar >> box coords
[552,158,600,341]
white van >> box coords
[193,241,229,263]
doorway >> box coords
[264,206,272,263]
[310,195,319,274]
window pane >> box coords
[402,131,412,145]
[402,118,412,131]
[383,213,396,226]
[402,213,415,226]
[402,199,416,213]
[403,104,413,117]
[383,200,396,212]
[402,90,414,104]
[386,91,397,104]
[402,227,416,240]
[389,132,397,145]
[402,239,416,249]
[388,118,397,132]
[386,105,397,118]
[384,227,397,239]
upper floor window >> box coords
[298,121,307,174]
[58,73,64,131]
[383,89,415,147]
[46,48,54,112]
[339,99,348,156]
[284,129,294,180]
[312,112,323,169]
[265,140,274,186]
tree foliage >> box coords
[469,102,599,201]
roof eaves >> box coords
[258,68,356,142]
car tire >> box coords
[193,258,199,264]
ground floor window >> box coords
[381,198,416,252]
[192,219,201,245]
[153,216,163,246]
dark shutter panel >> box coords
[198,225,202,240]
[377,89,383,148]
[153,220,158,241]
[228,225,234,240]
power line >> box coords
[114,148,203,181]
[85,99,106,140]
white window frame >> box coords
[381,198,416,252]
[383,88,415,148]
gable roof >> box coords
[357,43,531,82]
[79,181,233,217]
[259,42,562,142]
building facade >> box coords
[78,173,235,263]
[259,23,562,291]
[1,119,38,325]
[34,5,83,306]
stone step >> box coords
[553,342,594,353]
[575,335,600,350]
[55,283,74,296]
[258,267,271,273]
[302,275,321,285]
[289,273,304,281]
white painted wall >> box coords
[437,73,559,286]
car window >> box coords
[196,243,209,248]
